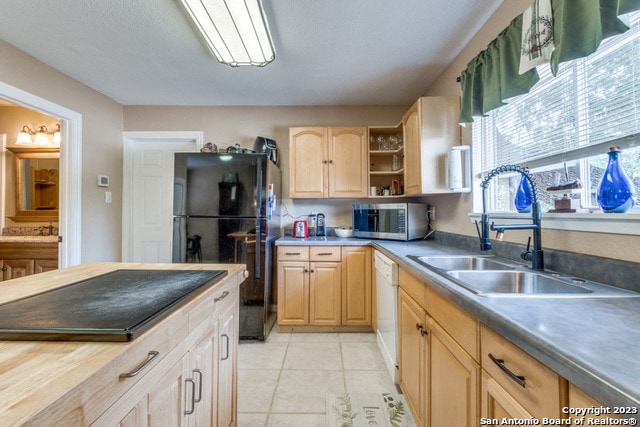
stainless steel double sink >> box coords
[407,255,638,297]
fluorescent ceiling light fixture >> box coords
[178,0,275,67]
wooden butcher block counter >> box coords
[0,262,246,426]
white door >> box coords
[122,132,203,262]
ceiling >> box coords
[0,0,501,107]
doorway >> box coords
[0,81,82,267]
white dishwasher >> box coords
[374,250,399,384]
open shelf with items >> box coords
[368,125,404,197]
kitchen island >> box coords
[0,262,245,426]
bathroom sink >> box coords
[408,255,514,271]
[445,270,639,297]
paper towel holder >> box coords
[447,145,471,192]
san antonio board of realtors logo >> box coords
[521,16,553,56]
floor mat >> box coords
[326,393,416,427]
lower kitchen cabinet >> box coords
[398,287,427,427]
[567,383,623,424]
[398,268,479,427]
[277,245,372,331]
[92,272,240,427]
[147,358,186,426]
[341,246,372,326]
[429,319,479,427]
[481,324,565,420]
[215,298,238,427]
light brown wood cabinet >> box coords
[481,324,566,421]
[567,383,623,424]
[402,96,461,195]
[398,268,479,427]
[398,286,427,427]
[0,241,57,280]
[341,246,372,326]
[288,126,368,198]
[277,245,372,331]
[91,266,240,427]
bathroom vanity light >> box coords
[15,126,35,145]
[33,126,51,146]
[15,124,60,146]
[177,0,275,67]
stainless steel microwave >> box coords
[352,203,429,241]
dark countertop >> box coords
[276,236,640,417]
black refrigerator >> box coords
[172,152,281,340]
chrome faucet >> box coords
[475,165,544,271]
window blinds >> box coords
[479,12,640,172]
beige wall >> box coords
[124,105,408,229]
[0,40,124,262]
[422,0,640,262]
[2,1,638,263]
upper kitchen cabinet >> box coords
[402,96,461,195]
[289,126,368,198]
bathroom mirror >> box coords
[7,147,59,222]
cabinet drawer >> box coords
[278,246,310,261]
[310,246,341,261]
[481,324,564,418]
[399,268,426,309]
[426,286,479,361]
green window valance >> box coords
[459,0,640,123]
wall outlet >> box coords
[427,206,435,221]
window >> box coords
[474,12,640,218]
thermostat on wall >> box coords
[98,175,110,187]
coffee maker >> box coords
[253,137,278,165]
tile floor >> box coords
[237,330,398,426]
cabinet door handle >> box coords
[317,252,333,256]
[184,378,196,415]
[221,333,230,361]
[119,350,159,378]
[286,252,301,255]
[192,368,203,403]
[488,353,526,387]
[310,269,315,273]
[214,290,230,302]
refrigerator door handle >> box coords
[254,220,262,278]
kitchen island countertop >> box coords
[0,262,245,425]
[276,236,640,418]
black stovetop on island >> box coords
[0,269,227,342]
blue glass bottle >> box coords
[597,147,636,213]
[514,174,533,213]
